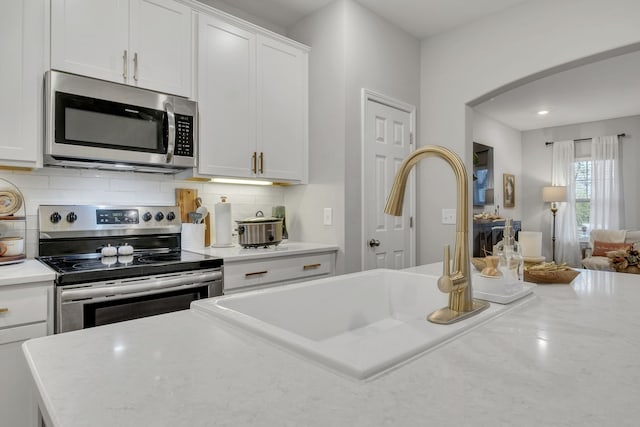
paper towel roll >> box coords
[213,196,233,247]
[181,223,205,250]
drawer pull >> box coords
[245,271,268,278]
[303,263,321,270]
[0,308,8,313]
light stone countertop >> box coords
[184,241,338,262]
[22,267,640,427]
[0,259,56,287]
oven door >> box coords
[56,269,223,333]
[54,91,169,159]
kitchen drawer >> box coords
[0,321,47,345]
[0,285,48,330]
[224,253,334,291]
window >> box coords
[574,159,592,240]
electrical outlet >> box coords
[441,208,456,224]
[323,208,333,225]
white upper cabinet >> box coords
[196,13,309,183]
[256,35,307,182]
[129,0,192,96]
[51,0,128,84]
[198,14,256,178]
[51,0,192,97]
[0,0,46,168]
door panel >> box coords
[130,0,192,96]
[197,14,256,178]
[364,99,414,270]
[256,35,307,181]
[51,0,128,83]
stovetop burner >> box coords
[38,250,223,286]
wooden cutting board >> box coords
[176,188,211,246]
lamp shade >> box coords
[542,186,567,203]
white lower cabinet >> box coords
[224,252,335,293]
[0,281,52,427]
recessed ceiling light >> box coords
[537,110,549,115]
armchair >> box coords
[582,230,640,271]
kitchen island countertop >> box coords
[22,267,640,427]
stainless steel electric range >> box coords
[37,205,223,333]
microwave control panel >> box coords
[174,114,194,157]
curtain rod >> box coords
[545,133,626,146]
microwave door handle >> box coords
[165,101,175,163]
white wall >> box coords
[419,0,640,264]
[195,0,287,35]
[342,0,420,273]
[472,110,522,219]
[287,0,420,274]
[286,1,347,272]
[521,115,640,260]
[0,168,285,258]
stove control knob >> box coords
[143,212,152,222]
[166,212,176,221]
[50,212,62,224]
[155,212,164,221]
[66,212,77,223]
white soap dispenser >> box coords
[495,218,523,288]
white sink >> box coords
[192,269,521,380]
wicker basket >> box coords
[523,269,580,284]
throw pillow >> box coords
[593,240,632,257]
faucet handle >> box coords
[437,245,454,293]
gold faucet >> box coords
[384,145,490,324]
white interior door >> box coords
[363,93,415,270]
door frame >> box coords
[360,88,417,270]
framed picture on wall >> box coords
[503,173,515,207]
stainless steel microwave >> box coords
[45,71,197,174]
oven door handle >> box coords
[165,101,175,164]
[60,270,222,302]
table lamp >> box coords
[542,186,567,262]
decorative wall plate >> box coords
[0,190,22,215]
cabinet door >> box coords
[51,0,129,84]
[197,14,256,178]
[256,35,308,182]
[129,0,192,97]
[0,340,36,427]
[0,0,45,168]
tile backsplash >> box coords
[0,167,286,258]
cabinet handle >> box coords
[303,263,321,270]
[0,308,8,313]
[251,152,257,174]
[133,52,139,81]
[123,50,128,80]
[245,271,268,278]
[259,152,264,174]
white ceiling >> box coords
[206,0,528,38]
[474,50,640,131]
[201,0,640,132]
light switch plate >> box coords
[323,208,333,225]
[441,208,456,224]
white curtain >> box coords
[590,135,621,230]
[551,140,581,266]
